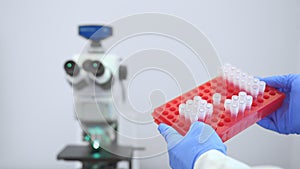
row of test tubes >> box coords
[179,96,213,123]
[221,64,266,98]
[223,92,253,118]
[178,91,253,124]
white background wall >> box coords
[0,0,299,169]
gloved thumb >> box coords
[260,75,289,89]
[257,117,277,132]
[158,123,183,149]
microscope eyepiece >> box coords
[64,60,80,76]
[83,60,105,77]
[91,61,105,77]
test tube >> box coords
[198,107,206,121]
[185,108,192,122]
[239,78,247,91]
[252,78,260,86]
[230,66,237,73]
[228,73,235,84]
[213,93,222,105]
[206,103,213,118]
[259,81,266,94]
[192,104,199,115]
[179,104,186,118]
[246,95,253,109]
[250,84,259,98]
[241,72,248,79]
[190,111,198,123]
[199,99,207,108]
[186,100,194,110]
[230,103,239,118]
[239,100,246,115]
[232,95,239,103]
[238,92,247,101]
[224,99,232,113]
[235,69,241,76]
[193,96,202,103]
[247,75,254,83]
[234,76,240,88]
[246,82,252,94]
[222,69,229,80]
[223,63,231,70]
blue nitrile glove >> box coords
[257,74,300,134]
[158,122,226,169]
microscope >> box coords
[57,25,133,169]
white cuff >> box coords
[193,150,282,169]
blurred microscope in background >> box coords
[57,25,135,169]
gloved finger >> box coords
[158,123,171,134]
[186,122,220,142]
[187,122,227,154]
[158,123,183,148]
[186,122,205,136]
[256,118,277,132]
[260,75,289,89]
[198,123,215,143]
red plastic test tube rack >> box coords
[152,76,285,142]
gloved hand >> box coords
[158,122,226,169]
[257,74,300,134]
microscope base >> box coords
[57,145,133,169]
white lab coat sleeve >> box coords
[193,150,283,169]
